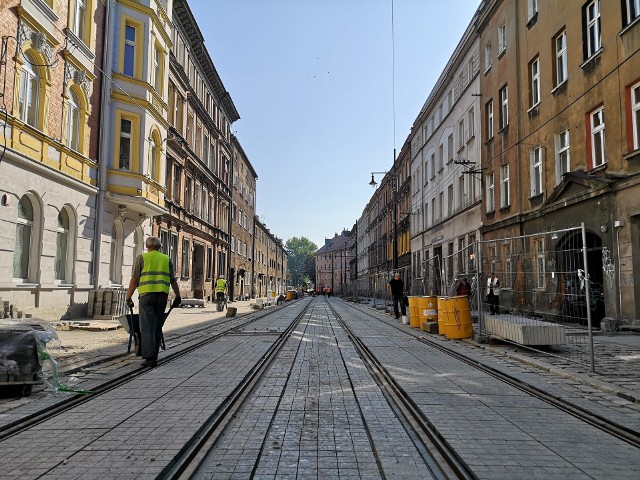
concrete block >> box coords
[180,298,206,308]
[421,321,439,334]
[483,314,565,345]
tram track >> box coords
[343,300,640,450]
[0,305,286,441]
[327,300,476,480]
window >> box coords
[484,42,492,71]
[458,119,465,150]
[486,173,495,212]
[556,130,570,184]
[533,238,545,288]
[584,0,601,59]
[173,164,181,203]
[13,195,34,280]
[527,0,538,21]
[631,81,640,150]
[447,134,454,163]
[554,30,568,86]
[206,246,213,280]
[431,198,436,225]
[486,100,494,139]
[447,184,453,216]
[530,57,540,107]
[66,89,80,151]
[467,107,475,140]
[194,184,201,217]
[195,124,201,156]
[73,0,87,41]
[430,152,436,178]
[499,86,508,129]
[590,107,605,167]
[150,132,160,181]
[500,165,510,208]
[119,118,132,170]
[181,238,190,277]
[203,132,209,165]
[153,45,162,92]
[438,145,444,171]
[530,146,543,196]
[54,209,70,281]
[185,176,192,211]
[623,0,640,26]
[458,175,466,208]
[438,192,444,221]
[498,23,507,53]
[123,24,136,77]
[187,114,194,147]
[169,233,178,267]
[18,54,39,128]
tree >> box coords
[286,237,318,288]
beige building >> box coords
[252,217,287,298]
[478,0,640,324]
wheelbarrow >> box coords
[123,298,180,355]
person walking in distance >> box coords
[387,272,406,321]
[215,274,227,306]
[127,236,181,367]
[486,272,500,315]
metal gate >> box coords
[476,224,596,371]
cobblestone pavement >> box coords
[1,297,639,479]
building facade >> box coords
[229,135,257,301]
[252,217,287,298]
[479,0,640,324]
[315,230,351,296]
[409,13,482,297]
[156,0,238,301]
[0,0,105,319]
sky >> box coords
[189,0,481,250]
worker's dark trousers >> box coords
[139,292,168,360]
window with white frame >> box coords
[123,24,136,77]
[66,88,80,152]
[430,152,436,178]
[54,208,71,282]
[498,23,507,53]
[18,54,39,128]
[533,237,545,288]
[447,184,453,216]
[499,86,508,129]
[623,0,640,27]
[556,129,570,184]
[631,81,640,150]
[530,146,543,196]
[484,42,492,71]
[590,107,605,167]
[530,57,540,107]
[73,0,87,41]
[486,100,494,139]
[500,164,510,208]
[447,134,454,162]
[118,118,132,170]
[431,198,436,224]
[150,134,159,181]
[153,45,161,92]
[231,235,235,252]
[458,119,465,149]
[458,175,466,208]
[438,144,444,171]
[554,30,568,86]
[438,192,444,221]
[13,195,34,280]
[584,0,601,59]
[486,173,495,212]
[467,107,475,139]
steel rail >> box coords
[328,299,477,480]
[160,300,312,480]
[350,300,640,450]
[0,305,283,440]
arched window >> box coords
[18,54,39,128]
[150,129,161,181]
[54,209,70,281]
[13,196,34,279]
[66,88,81,151]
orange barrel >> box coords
[408,296,420,325]
[421,296,438,330]
[445,295,473,339]
[412,296,427,328]
[286,291,294,300]
[437,297,449,336]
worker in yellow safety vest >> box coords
[215,275,227,303]
[126,236,181,367]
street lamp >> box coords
[369,171,398,271]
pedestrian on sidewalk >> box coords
[127,236,181,367]
[387,272,406,320]
[486,272,500,315]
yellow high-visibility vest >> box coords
[138,251,171,294]
[215,278,227,293]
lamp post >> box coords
[369,171,398,271]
